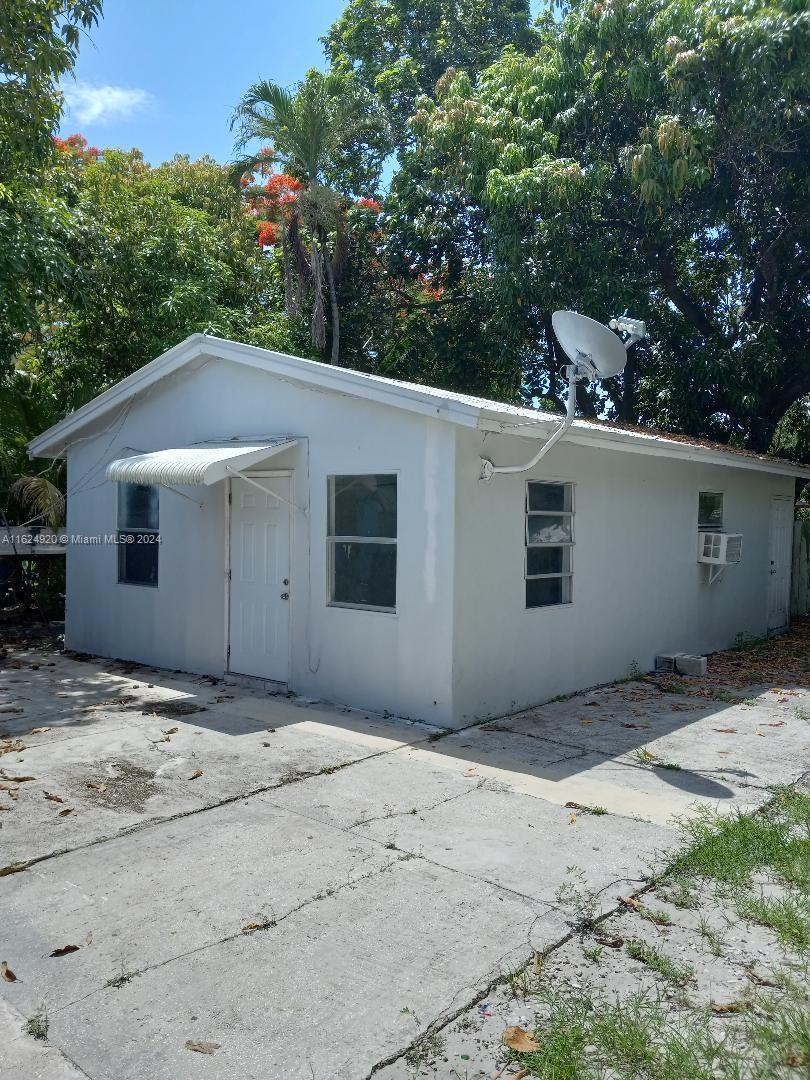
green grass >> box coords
[656,876,700,910]
[668,789,810,891]
[696,916,724,956]
[736,894,810,953]
[625,939,694,985]
[499,786,810,1079]
[505,989,725,1079]
[505,984,810,1079]
[638,906,673,925]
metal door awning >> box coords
[106,439,298,486]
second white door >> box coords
[228,475,291,681]
[767,495,792,633]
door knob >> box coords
[283,578,289,586]
[280,592,289,600]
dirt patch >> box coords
[76,761,159,813]
[146,700,206,719]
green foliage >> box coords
[0,2,103,363]
[26,149,276,405]
[232,69,390,196]
[324,0,539,150]
[398,0,810,456]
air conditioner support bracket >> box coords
[706,565,727,586]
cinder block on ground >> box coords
[675,654,708,676]
[655,653,684,673]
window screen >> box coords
[327,475,397,610]
[526,482,573,608]
[698,492,724,531]
[117,483,159,587]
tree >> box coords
[231,70,389,364]
[396,0,810,457]
[323,0,539,151]
[0,1,103,364]
[23,143,282,408]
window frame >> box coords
[326,473,398,614]
[698,491,724,532]
[525,480,574,610]
[117,482,160,589]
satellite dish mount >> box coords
[479,311,646,481]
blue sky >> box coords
[61,0,346,165]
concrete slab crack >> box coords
[50,856,402,1019]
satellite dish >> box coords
[552,310,628,380]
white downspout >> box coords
[479,367,579,481]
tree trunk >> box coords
[322,234,340,365]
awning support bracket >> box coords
[226,467,308,515]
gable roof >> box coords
[28,333,810,480]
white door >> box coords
[767,496,792,632]
[228,475,291,681]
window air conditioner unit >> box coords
[697,532,742,584]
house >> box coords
[28,334,810,728]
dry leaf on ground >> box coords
[618,896,643,910]
[714,727,737,734]
[44,791,64,803]
[0,774,35,783]
[50,945,80,957]
[185,1040,220,1055]
[0,740,25,757]
[86,782,107,793]
[711,1002,743,1014]
[188,769,203,780]
[502,1026,540,1053]
[162,727,178,735]
[595,935,624,948]
[29,727,51,735]
[1,961,16,982]
[58,808,73,817]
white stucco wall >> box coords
[450,428,795,723]
[65,353,457,724]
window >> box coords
[526,481,573,608]
[117,483,159,587]
[327,474,397,610]
[698,492,724,531]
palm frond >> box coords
[10,475,65,528]
[226,150,278,187]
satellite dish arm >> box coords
[479,367,578,481]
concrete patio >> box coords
[1,638,808,1079]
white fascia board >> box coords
[477,417,810,480]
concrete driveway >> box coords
[1,634,808,1079]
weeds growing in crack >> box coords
[554,865,600,932]
[625,939,695,985]
[404,1031,446,1071]
[106,949,139,989]
[25,1003,48,1040]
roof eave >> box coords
[478,417,810,480]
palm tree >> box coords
[232,72,389,364]
[231,75,354,364]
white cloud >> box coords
[62,82,152,125]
